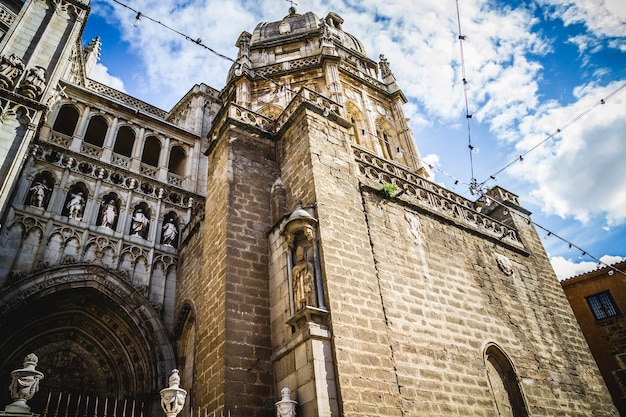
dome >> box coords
[250,10,321,47]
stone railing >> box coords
[228,102,273,132]
[353,146,523,246]
[47,131,72,148]
[252,56,321,78]
[140,163,158,179]
[111,153,130,168]
[167,172,185,187]
[274,87,342,133]
[81,142,103,158]
[340,62,387,92]
[32,142,201,209]
[85,79,168,119]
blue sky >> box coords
[82,0,626,279]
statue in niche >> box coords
[99,200,117,229]
[29,180,51,208]
[292,245,316,311]
[131,208,149,237]
[0,54,25,89]
[66,191,85,220]
[161,220,178,246]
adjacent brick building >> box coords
[0,1,618,416]
[562,261,626,416]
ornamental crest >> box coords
[495,253,514,276]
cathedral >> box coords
[0,1,619,416]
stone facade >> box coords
[0,2,618,417]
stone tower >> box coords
[176,8,617,417]
[0,3,618,417]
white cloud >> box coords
[551,254,625,280]
[538,0,626,39]
[510,81,626,225]
[89,63,127,92]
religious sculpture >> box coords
[131,208,149,237]
[66,191,85,220]
[0,54,25,89]
[29,180,51,208]
[100,200,117,229]
[292,245,316,311]
[161,220,178,246]
[19,66,47,100]
[160,369,186,417]
[5,353,44,413]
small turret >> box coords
[84,36,101,78]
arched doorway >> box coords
[0,265,176,416]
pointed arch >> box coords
[142,136,161,167]
[484,343,529,417]
[113,125,136,157]
[374,117,398,160]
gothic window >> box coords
[485,344,529,417]
[168,146,186,176]
[26,171,54,209]
[130,202,151,239]
[84,115,108,147]
[142,136,161,167]
[375,119,402,161]
[586,291,620,320]
[113,126,136,157]
[52,104,79,136]
[61,182,88,220]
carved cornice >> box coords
[84,79,168,119]
[353,146,527,251]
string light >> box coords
[107,1,624,279]
[455,0,477,189]
[478,194,626,278]
[476,83,626,190]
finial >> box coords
[285,0,297,14]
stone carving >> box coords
[19,66,47,100]
[405,212,423,246]
[379,54,392,79]
[29,180,51,208]
[160,369,187,417]
[0,54,25,89]
[131,208,149,237]
[66,191,85,220]
[292,245,315,311]
[495,253,514,276]
[100,200,117,229]
[5,353,44,413]
[161,220,178,246]
[275,387,297,417]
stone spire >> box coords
[84,36,101,78]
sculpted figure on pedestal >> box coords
[292,245,315,311]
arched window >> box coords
[375,119,401,161]
[142,136,161,167]
[52,105,79,136]
[113,126,136,157]
[485,344,529,417]
[84,115,108,147]
[168,146,186,176]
